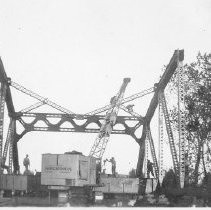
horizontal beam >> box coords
[15,112,141,121]
[14,112,142,141]
[20,127,127,135]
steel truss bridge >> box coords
[0,49,185,188]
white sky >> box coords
[0,0,211,174]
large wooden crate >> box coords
[41,153,96,187]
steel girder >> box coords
[0,58,16,174]
[14,112,143,142]
[136,49,184,177]
[9,112,142,172]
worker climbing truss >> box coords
[145,127,159,179]
[85,87,154,116]
[0,49,186,190]
[89,78,131,158]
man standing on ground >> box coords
[23,154,30,171]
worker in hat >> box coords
[126,104,135,112]
[147,159,154,178]
[109,157,116,177]
[96,159,101,184]
[23,154,30,171]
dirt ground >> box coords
[0,194,136,207]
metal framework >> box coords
[15,112,141,140]
[0,50,185,189]
[0,83,6,160]
[144,136,149,177]
[136,49,184,179]
[177,55,186,188]
[158,92,164,183]
[89,78,131,158]
[146,127,159,179]
[159,91,180,178]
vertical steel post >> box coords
[8,120,15,174]
[158,91,164,183]
[160,92,180,181]
[0,82,7,171]
[177,50,186,188]
[3,118,13,161]
[144,137,149,177]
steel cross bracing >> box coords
[89,78,131,158]
[159,91,180,178]
[146,128,159,179]
[20,101,45,113]
[10,80,75,115]
[158,93,164,183]
[85,87,154,116]
[177,56,186,188]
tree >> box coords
[168,52,211,185]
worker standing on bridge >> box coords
[147,160,154,178]
[96,159,101,184]
[0,157,9,174]
[23,154,30,171]
[110,96,116,106]
[126,104,135,112]
[109,157,116,177]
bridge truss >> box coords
[0,49,185,187]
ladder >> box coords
[159,91,180,179]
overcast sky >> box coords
[1,0,211,174]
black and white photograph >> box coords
[0,0,211,207]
